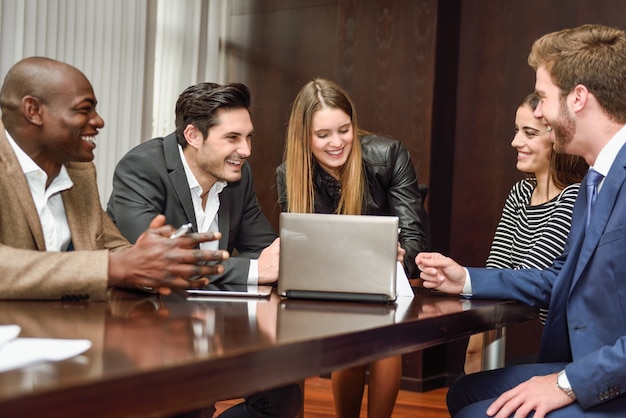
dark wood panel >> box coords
[428,0,461,254]
[335,0,437,193]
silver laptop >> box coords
[278,213,399,303]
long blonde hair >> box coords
[283,78,365,214]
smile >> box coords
[326,149,343,156]
[82,136,96,145]
[226,159,243,166]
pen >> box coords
[170,223,193,238]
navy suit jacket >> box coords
[467,142,626,409]
[107,133,276,284]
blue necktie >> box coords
[585,169,603,228]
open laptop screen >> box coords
[278,213,398,303]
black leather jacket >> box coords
[276,134,430,277]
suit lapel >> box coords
[0,129,46,249]
[541,146,626,361]
[63,163,93,249]
[163,133,232,249]
[163,134,198,229]
[218,189,230,248]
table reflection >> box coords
[418,294,468,318]
[0,299,106,398]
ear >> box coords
[569,84,589,113]
[183,124,202,149]
[22,96,44,127]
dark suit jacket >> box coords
[107,133,276,284]
[0,124,131,300]
[467,142,626,409]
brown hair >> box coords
[528,24,626,124]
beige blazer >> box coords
[0,124,131,300]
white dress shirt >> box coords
[178,145,259,283]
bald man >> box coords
[0,57,228,300]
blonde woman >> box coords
[276,78,429,418]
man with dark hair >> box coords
[107,82,279,285]
[107,82,300,417]
[0,57,227,300]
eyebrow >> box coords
[222,130,255,137]
[75,97,97,107]
[313,123,351,133]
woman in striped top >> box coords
[464,92,588,374]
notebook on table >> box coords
[186,284,273,301]
[278,213,399,303]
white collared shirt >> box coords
[6,130,73,251]
[178,145,259,283]
[589,123,626,191]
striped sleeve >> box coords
[486,181,580,270]
[486,180,533,269]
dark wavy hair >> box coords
[174,82,251,147]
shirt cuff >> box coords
[247,260,259,285]
[462,267,473,296]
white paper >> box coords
[396,262,414,298]
[0,337,92,373]
[0,325,21,347]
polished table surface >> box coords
[0,287,537,417]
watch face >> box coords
[557,371,576,400]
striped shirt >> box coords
[486,179,580,323]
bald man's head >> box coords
[0,57,87,128]
[0,57,104,174]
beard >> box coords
[551,98,576,154]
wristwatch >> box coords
[556,370,577,401]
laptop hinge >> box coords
[284,290,393,303]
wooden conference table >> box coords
[0,286,537,417]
